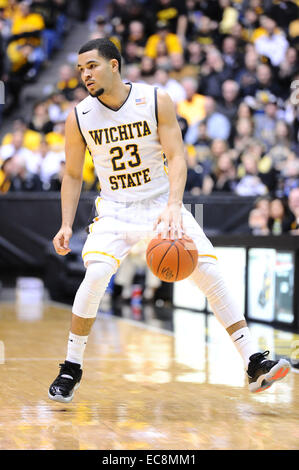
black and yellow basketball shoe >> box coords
[247,351,291,393]
[48,361,82,403]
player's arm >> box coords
[154,89,187,239]
[53,109,86,256]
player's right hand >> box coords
[53,226,72,256]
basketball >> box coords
[146,234,198,282]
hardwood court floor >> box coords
[0,300,298,450]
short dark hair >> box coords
[78,38,122,73]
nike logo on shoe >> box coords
[82,109,91,114]
[234,334,244,342]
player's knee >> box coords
[84,260,114,290]
[193,261,220,282]
[72,261,114,319]
[191,261,224,295]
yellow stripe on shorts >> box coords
[89,217,99,234]
[82,251,121,267]
[198,254,218,260]
[89,197,102,233]
[95,197,102,214]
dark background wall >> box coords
[0,192,255,271]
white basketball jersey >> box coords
[75,82,169,202]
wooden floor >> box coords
[0,299,299,450]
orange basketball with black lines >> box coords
[146,234,198,282]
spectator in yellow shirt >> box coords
[177,76,206,126]
[82,148,97,191]
[45,121,65,152]
[144,20,183,61]
[1,117,42,151]
[7,1,45,75]
[10,1,45,39]
[56,64,79,101]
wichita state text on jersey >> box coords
[75,82,169,202]
[88,120,151,145]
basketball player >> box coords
[48,38,290,402]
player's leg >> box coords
[48,195,141,402]
[48,260,116,403]
[191,260,290,392]
[190,262,256,363]
[181,207,290,392]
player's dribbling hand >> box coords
[153,202,184,240]
[53,226,72,256]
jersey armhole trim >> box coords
[154,87,158,126]
[74,106,87,146]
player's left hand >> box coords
[153,202,185,240]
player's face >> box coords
[77,50,117,97]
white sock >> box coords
[66,332,88,367]
[230,327,257,369]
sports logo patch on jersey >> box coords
[135,97,146,105]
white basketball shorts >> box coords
[82,193,217,271]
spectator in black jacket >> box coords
[217,79,241,122]
[199,48,232,99]
[267,0,299,35]
[1,155,42,192]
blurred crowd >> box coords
[0,0,71,116]
[0,0,299,217]
[248,189,299,235]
